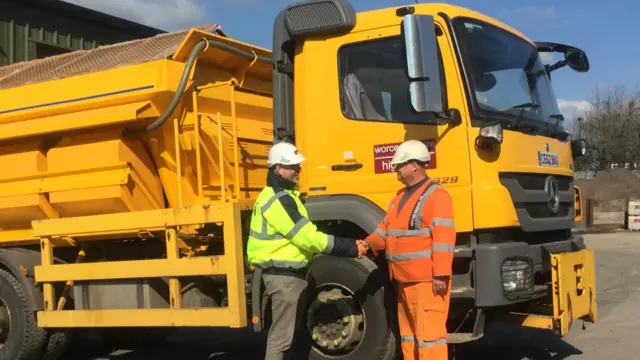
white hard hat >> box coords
[390,140,431,165]
[268,142,306,167]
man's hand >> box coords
[356,240,369,259]
[432,276,449,296]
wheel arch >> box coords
[305,194,385,233]
[305,194,387,272]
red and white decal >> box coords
[373,140,436,174]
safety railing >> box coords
[34,202,247,328]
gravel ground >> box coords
[60,232,638,360]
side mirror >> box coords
[565,49,589,73]
[571,138,587,159]
[402,14,443,114]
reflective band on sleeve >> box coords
[253,260,308,270]
[260,191,290,214]
[386,250,432,261]
[374,227,386,237]
[249,229,286,240]
[285,217,310,239]
[432,243,454,252]
[431,217,455,228]
[386,228,431,237]
[323,235,335,254]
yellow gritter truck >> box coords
[0,1,597,359]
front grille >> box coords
[522,203,571,218]
[499,172,575,232]
[500,172,572,191]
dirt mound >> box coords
[576,169,640,201]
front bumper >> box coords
[452,234,598,337]
[473,235,586,307]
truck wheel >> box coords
[0,268,47,360]
[38,330,73,360]
[304,256,397,360]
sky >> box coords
[64,0,636,132]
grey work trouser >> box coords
[262,272,309,360]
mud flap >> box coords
[550,248,598,336]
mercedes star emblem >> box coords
[544,176,560,214]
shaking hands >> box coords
[356,240,369,259]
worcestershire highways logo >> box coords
[544,175,560,214]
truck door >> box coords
[300,20,474,232]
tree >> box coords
[573,85,640,171]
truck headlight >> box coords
[501,258,533,294]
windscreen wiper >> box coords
[507,102,540,130]
[547,113,567,139]
[549,113,564,121]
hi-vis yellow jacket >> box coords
[247,171,358,270]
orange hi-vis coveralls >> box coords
[364,177,456,360]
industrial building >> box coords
[0,0,165,66]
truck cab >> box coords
[266,0,597,358]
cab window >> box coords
[337,35,447,124]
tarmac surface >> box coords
[60,231,637,359]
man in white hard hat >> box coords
[247,141,366,360]
[358,140,456,360]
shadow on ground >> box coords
[60,324,584,360]
[451,324,584,360]
[60,329,267,360]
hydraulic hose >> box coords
[129,38,272,134]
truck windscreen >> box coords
[451,17,566,136]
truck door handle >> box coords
[331,163,363,171]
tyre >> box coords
[0,268,47,360]
[302,255,397,360]
[38,330,73,360]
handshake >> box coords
[355,240,370,259]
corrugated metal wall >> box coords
[0,0,160,66]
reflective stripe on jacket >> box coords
[247,171,358,271]
[365,178,456,282]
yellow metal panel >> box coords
[171,30,271,81]
[37,308,233,328]
[352,3,533,46]
[0,102,152,141]
[0,194,50,228]
[492,313,554,331]
[166,228,183,309]
[40,238,55,311]
[221,201,247,328]
[32,202,232,237]
[49,186,133,217]
[34,256,227,282]
[0,144,46,180]
[0,62,161,124]
[47,132,164,213]
[0,229,37,244]
[0,163,130,198]
[551,248,598,336]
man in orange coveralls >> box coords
[359,139,456,360]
